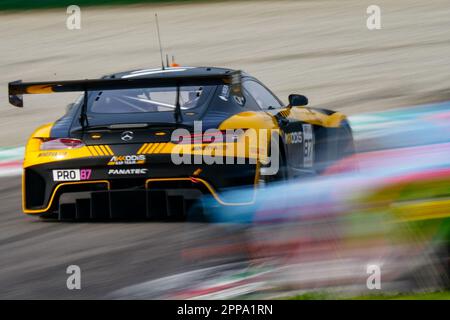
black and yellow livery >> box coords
[9,66,354,220]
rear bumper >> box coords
[53,186,255,221]
[23,155,259,217]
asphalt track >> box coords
[0,176,250,299]
[1,0,450,298]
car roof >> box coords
[108,66,242,79]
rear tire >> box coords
[337,122,355,160]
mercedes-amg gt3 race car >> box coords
[8,66,354,220]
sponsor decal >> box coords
[108,168,148,175]
[302,124,314,167]
[38,151,68,157]
[52,169,92,181]
[286,131,303,144]
[108,155,146,166]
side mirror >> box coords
[288,94,308,107]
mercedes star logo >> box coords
[121,131,134,141]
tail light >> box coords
[40,138,85,150]
[173,130,243,144]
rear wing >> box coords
[8,70,242,108]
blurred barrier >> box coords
[0,147,23,177]
[145,102,450,299]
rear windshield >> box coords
[88,85,214,114]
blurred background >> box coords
[0,0,449,299]
[2,0,450,146]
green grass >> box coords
[353,291,450,300]
[287,291,450,300]
[287,292,331,300]
[0,0,197,11]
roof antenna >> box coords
[155,13,165,70]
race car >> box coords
[8,66,354,220]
